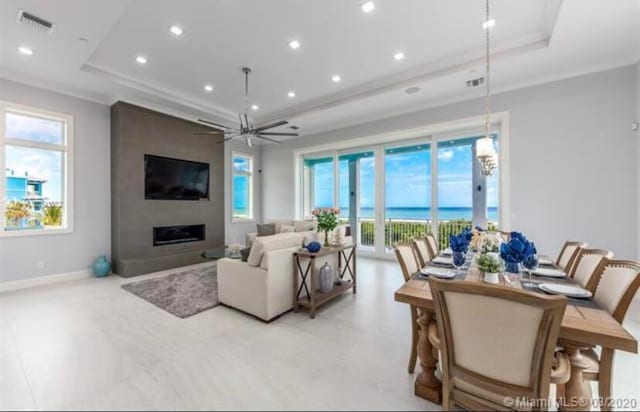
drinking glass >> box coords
[452,251,466,275]
[522,254,539,288]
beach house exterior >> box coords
[5,169,47,229]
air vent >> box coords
[466,77,485,88]
[16,9,55,34]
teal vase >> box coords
[93,256,111,277]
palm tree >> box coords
[43,202,63,226]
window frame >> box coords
[0,101,74,237]
[231,151,254,222]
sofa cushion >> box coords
[280,224,296,233]
[293,220,316,232]
[247,232,304,267]
[257,223,276,237]
[266,219,293,234]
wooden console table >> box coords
[293,244,357,318]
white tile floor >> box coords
[0,258,638,411]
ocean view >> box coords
[339,207,498,221]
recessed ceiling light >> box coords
[288,39,301,49]
[136,55,147,65]
[360,1,375,13]
[287,91,296,98]
[483,19,496,29]
[204,84,214,92]
[18,46,34,56]
[405,86,420,94]
[394,51,405,61]
[251,104,259,110]
[169,25,184,36]
[332,74,342,83]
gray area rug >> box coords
[121,264,218,318]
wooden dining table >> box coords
[394,256,638,411]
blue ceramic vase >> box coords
[305,241,322,253]
[93,256,111,277]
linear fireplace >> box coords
[153,224,205,246]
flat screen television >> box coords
[144,154,210,200]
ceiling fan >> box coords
[193,67,299,147]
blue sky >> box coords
[312,141,499,210]
[5,113,64,202]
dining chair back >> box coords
[593,260,640,323]
[570,248,613,292]
[568,260,640,411]
[393,243,420,374]
[412,237,433,267]
[556,241,587,274]
[429,278,567,411]
[425,233,439,258]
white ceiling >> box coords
[1,0,639,137]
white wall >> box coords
[0,80,111,282]
[636,63,640,260]
[262,65,639,260]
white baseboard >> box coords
[0,269,92,294]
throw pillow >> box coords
[240,247,251,262]
[280,224,296,233]
[293,220,316,232]
[257,223,276,237]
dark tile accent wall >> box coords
[111,102,224,277]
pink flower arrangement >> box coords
[311,207,340,216]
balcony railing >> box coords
[350,218,498,251]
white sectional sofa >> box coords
[218,220,353,321]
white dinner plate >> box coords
[532,267,565,278]
[432,256,453,265]
[420,266,456,279]
[538,256,554,265]
[539,283,592,298]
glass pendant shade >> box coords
[476,136,495,157]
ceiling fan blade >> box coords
[256,132,299,137]
[254,120,288,132]
[216,134,240,144]
[197,118,233,130]
[256,135,282,144]
[192,131,222,135]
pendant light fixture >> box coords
[476,0,498,176]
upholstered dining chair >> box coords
[556,241,588,274]
[429,278,570,411]
[393,243,420,374]
[425,233,439,258]
[412,237,433,267]
[569,248,613,292]
[577,260,640,411]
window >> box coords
[1,103,73,235]
[232,153,253,220]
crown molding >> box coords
[81,62,238,124]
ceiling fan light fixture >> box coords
[246,136,253,147]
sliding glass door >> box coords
[384,142,432,251]
[299,131,500,257]
[338,150,375,250]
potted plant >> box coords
[312,208,340,247]
[477,252,503,284]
